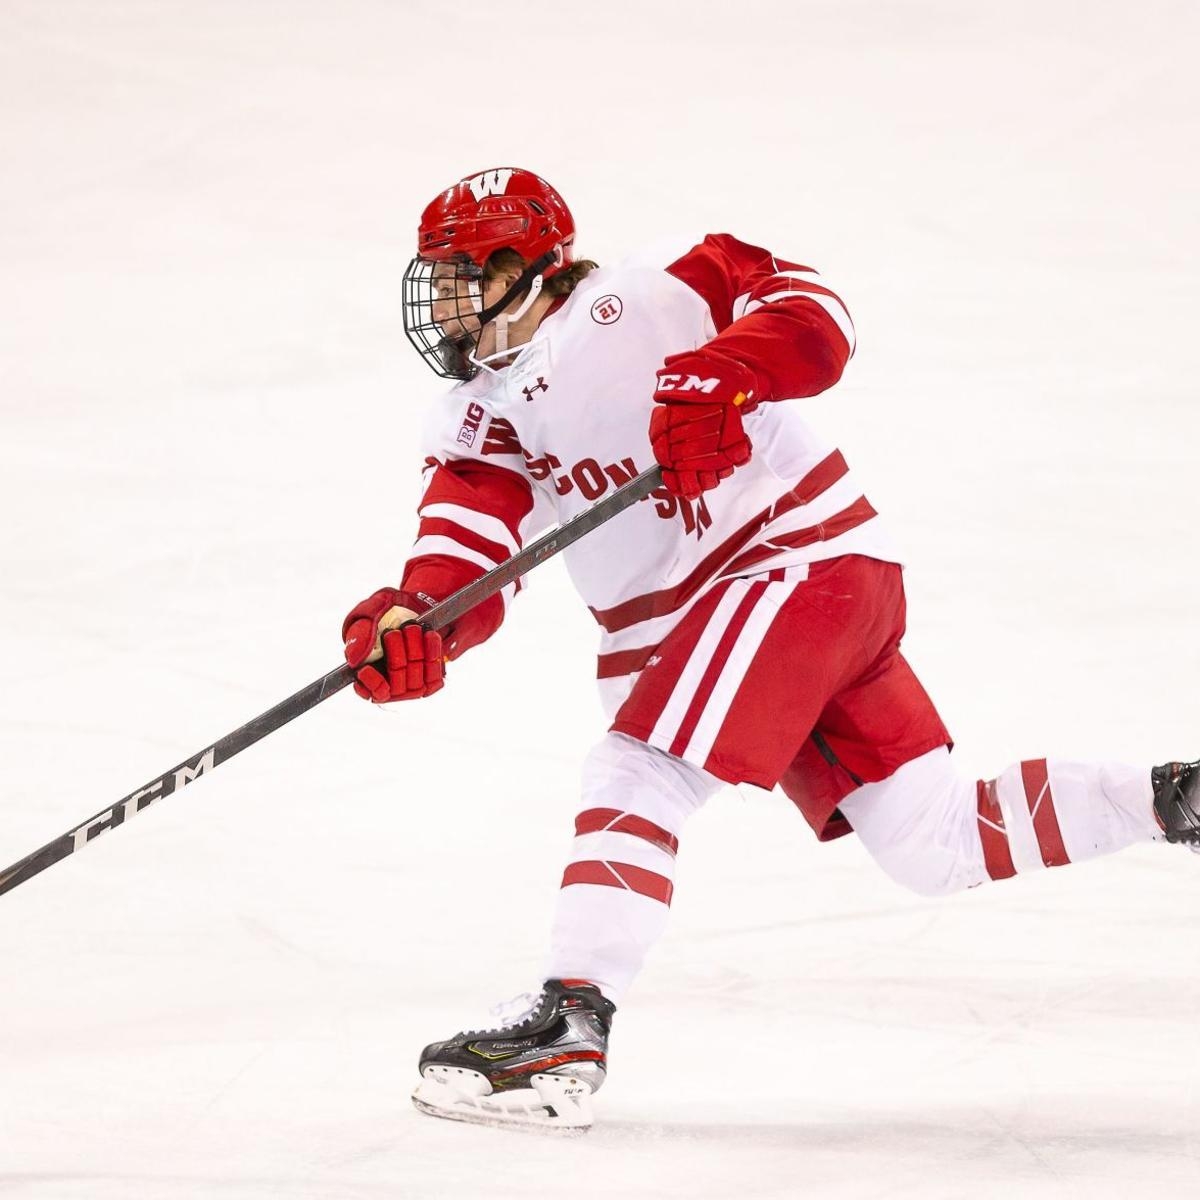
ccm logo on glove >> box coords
[656,373,721,394]
[650,349,758,500]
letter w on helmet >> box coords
[467,169,515,202]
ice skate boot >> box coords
[411,979,615,1133]
[1152,759,1200,847]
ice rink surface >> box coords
[2,1,1199,1196]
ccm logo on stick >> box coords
[658,374,719,394]
[70,748,217,852]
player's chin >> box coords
[436,334,478,377]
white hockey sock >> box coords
[974,756,1160,880]
[840,747,1161,897]
[545,733,721,1005]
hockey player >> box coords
[341,167,1200,1131]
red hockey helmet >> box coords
[403,168,576,380]
[416,167,575,275]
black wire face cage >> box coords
[402,255,486,381]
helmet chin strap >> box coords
[493,273,544,354]
[469,248,557,369]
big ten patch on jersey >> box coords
[454,400,524,458]
[454,401,486,448]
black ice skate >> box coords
[411,979,616,1133]
[1152,759,1200,846]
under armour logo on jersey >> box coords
[522,376,549,401]
[467,169,514,203]
[658,374,720,394]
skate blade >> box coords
[412,1066,595,1135]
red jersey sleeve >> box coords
[397,456,535,660]
[665,233,856,402]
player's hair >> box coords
[485,248,599,297]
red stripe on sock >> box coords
[561,860,674,905]
[1021,759,1070,868]
[976,778,1017,880]
[574,808,679,855]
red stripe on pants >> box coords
[667,581,769,758]
[574,808,680,855]
[1020,759,1070,868]
[561,860,674,905]
[976,778,1017,880]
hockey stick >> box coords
[0,465,664,898]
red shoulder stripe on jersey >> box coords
[666,234,815,330]
[589,451,850,635]
[666,234,853,400]
[742,277,854,351]
[416,517,511,567]
[743,272,848,309]
[400,458,534,661]
[1020,759,1070,868]
[573,808,679,856]
[976,778,1017,881]
[744,275,845,307]
[420,457,534,543]
[717,302,851,400]
[561,860,674,905]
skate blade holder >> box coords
[412,1065,595,1133]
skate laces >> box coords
[462,989,544,1037]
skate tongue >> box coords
[489,990,541,1026]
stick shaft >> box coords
[0,466,662,897]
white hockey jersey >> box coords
[397,233,900,714]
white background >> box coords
[2,2,1198,1196]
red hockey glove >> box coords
[649,349,757,500]
[342,588,445,703]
